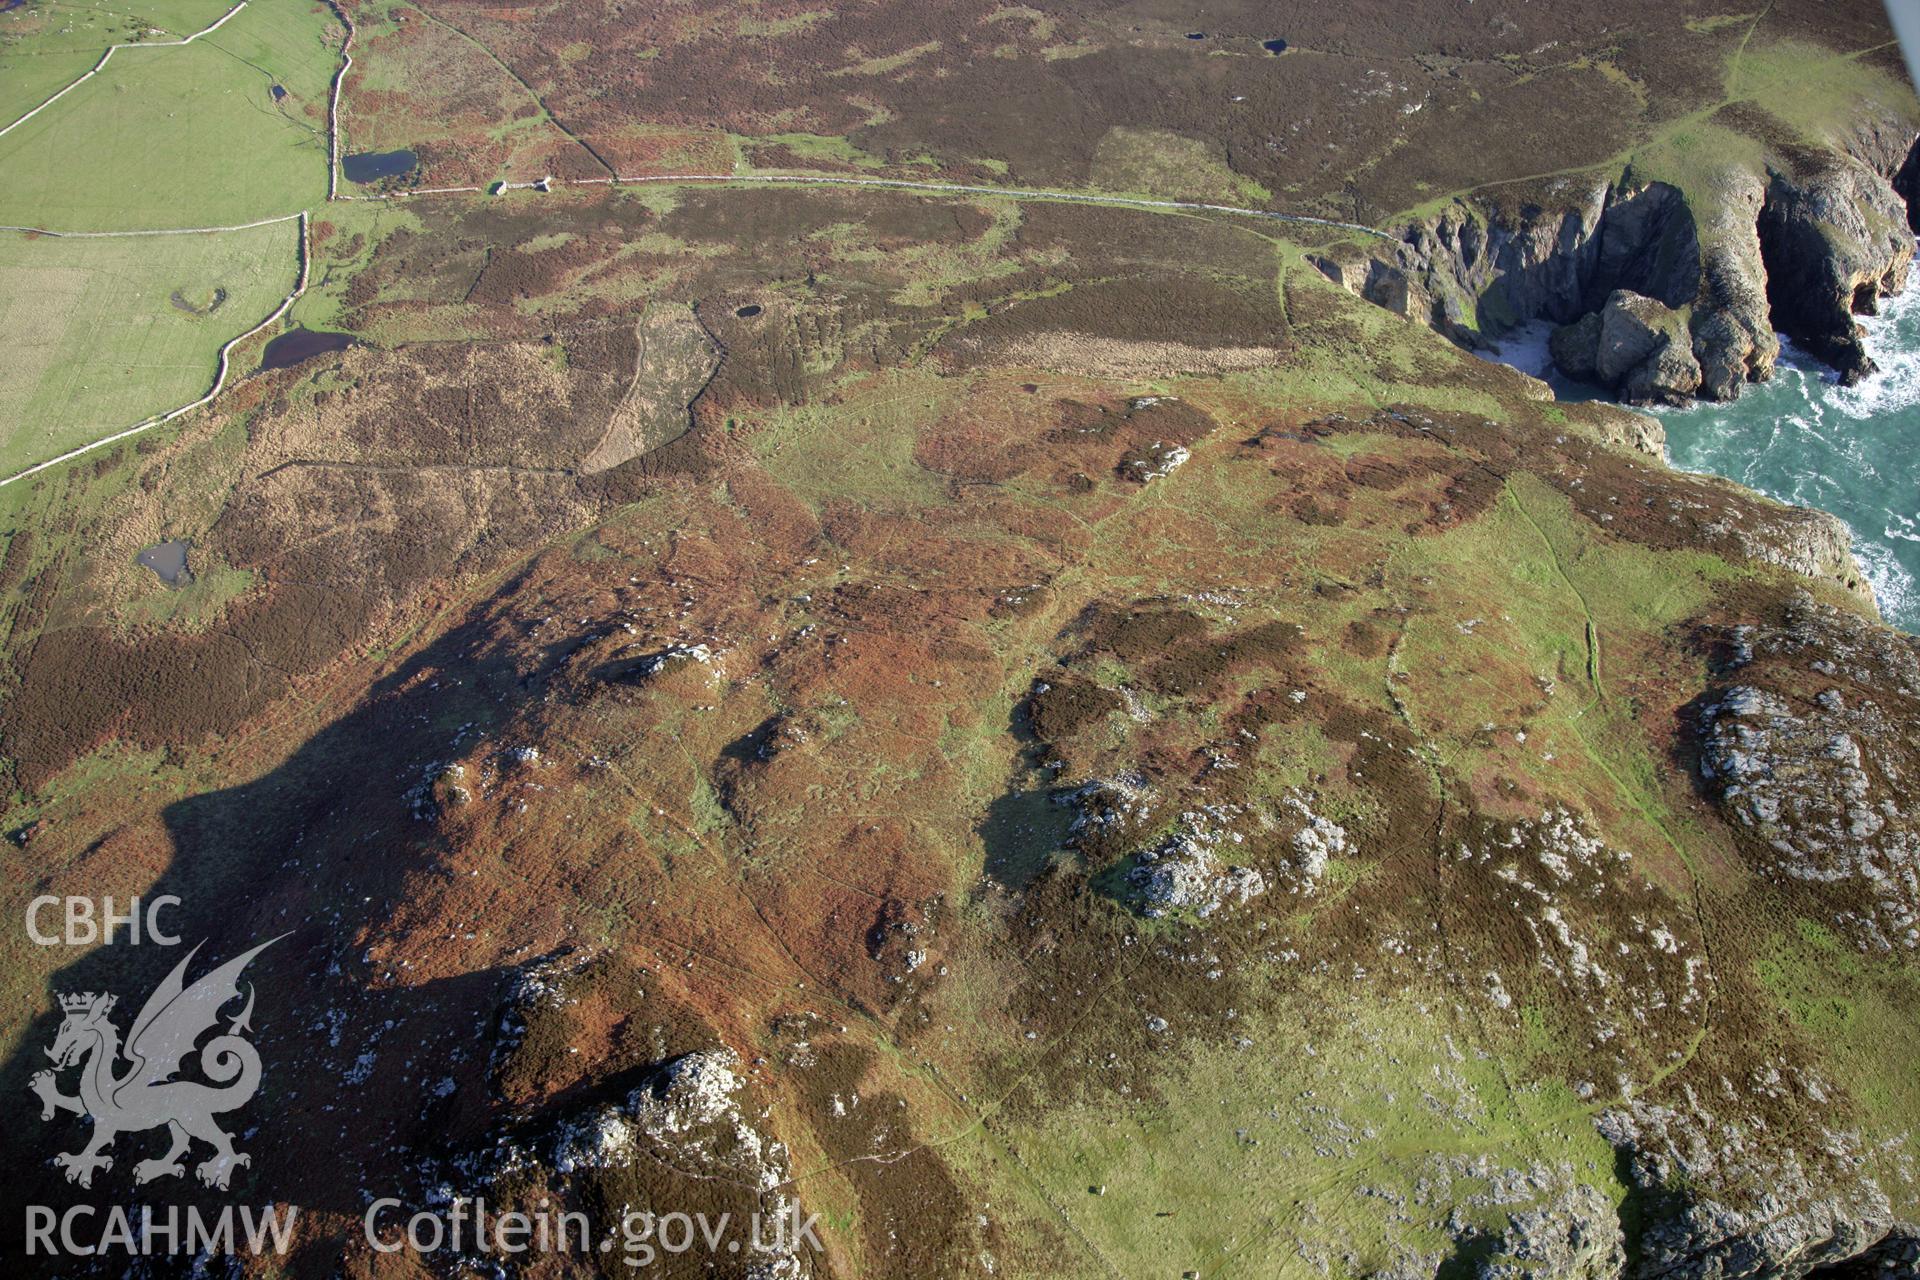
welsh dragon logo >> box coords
[30,937,281,1190]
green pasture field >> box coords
[0,0,253,121]
[0,0,336,230]
[0,48,98,122]
[0,219,299,475]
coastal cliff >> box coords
[1314,113,1920,406]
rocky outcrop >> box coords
[1600,1093,1910,1280]
[1695,595,1920,954]
[1845,108,1920,230]
[1714,503,1877,612]
[1693,186,1781,401]
[1585,402,1669,458]
[1549,310,1604,379]
[1126,830,1266,918]
[1123,803,1269,918]
[1840,1228,1920,1275]
[1758,158,1915,384]
[1474,1182,1625,1279]
[470,1045,815,1277]
[1594,290,1673,382]
[1551,289,1703,404]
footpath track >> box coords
[338,169,1395,241]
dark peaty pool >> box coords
[259,327,353,372]
[136,540,192,586]
[341,149,419,184]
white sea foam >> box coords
[1829,279,1920,420]
[1648,256,1920,633]
[1471,320,1558,381]
[1856,537,1917,626]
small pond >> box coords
[735,304,763,318]
[259,327,353,371]
[1263,38,1288,53]
[341,148,418,184]
[136,540,192,586]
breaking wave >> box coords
[1657,278,1920,632]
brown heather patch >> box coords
[397,0,1811,218]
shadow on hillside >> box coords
[0,566,581,1242]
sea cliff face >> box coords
[1758,153,1914,384]
[1314,113,1920,406]
[1304,111,1919,620]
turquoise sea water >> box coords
[1477,289,1920,633]
[1656,284,1920,632]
